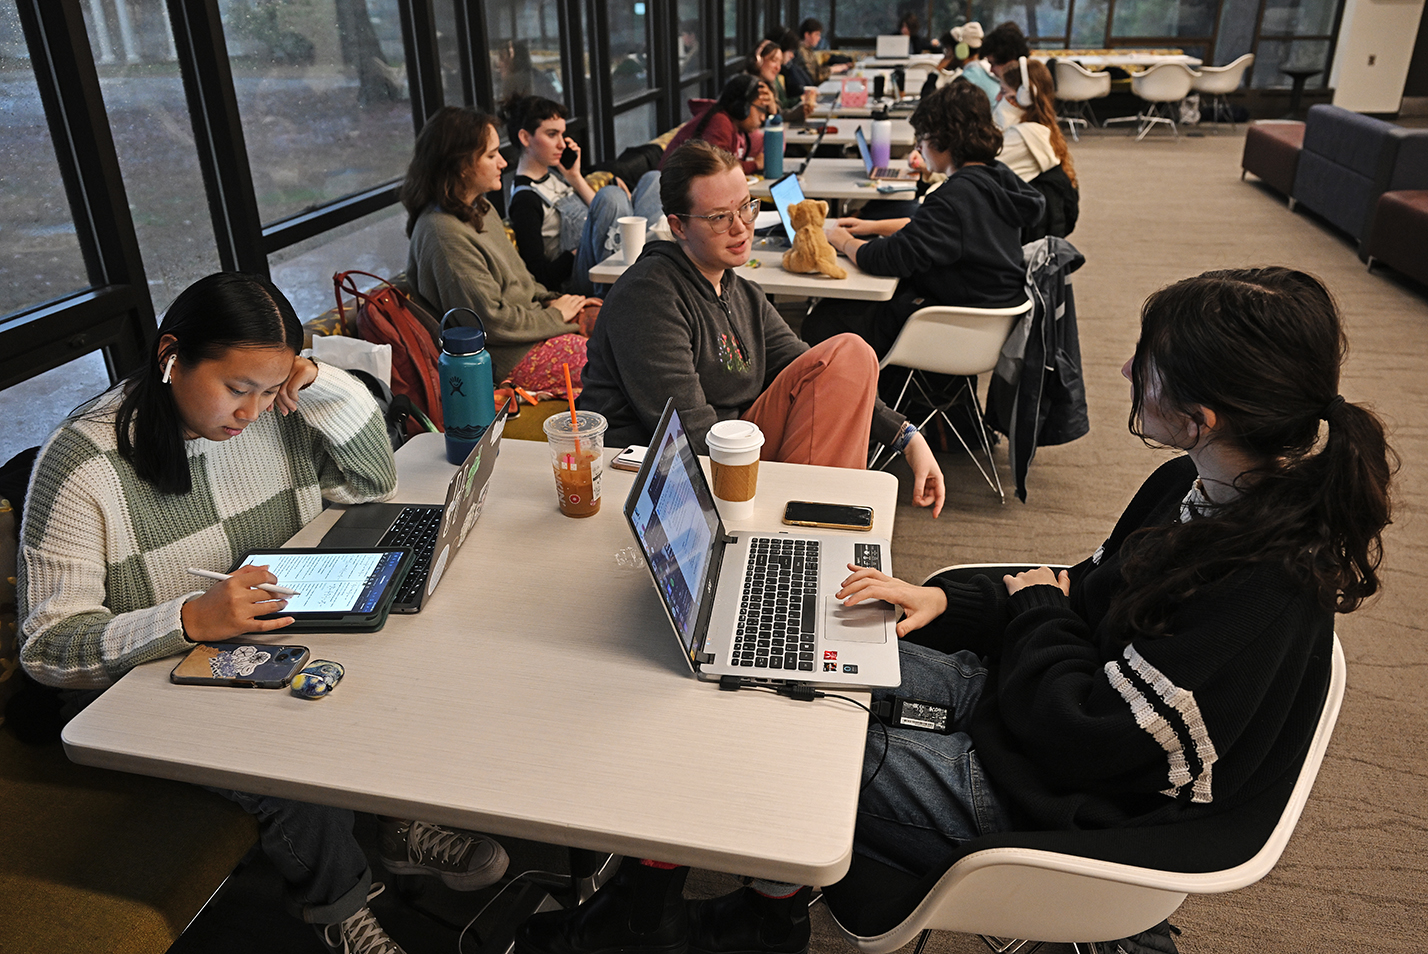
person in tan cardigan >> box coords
[402,106,599,390]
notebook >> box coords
[622,401,902,689]
[854,125,918,180]
[318,409,508,613]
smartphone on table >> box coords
[170,642,311,689]
[611,445,647,472]
[782,500,874,532]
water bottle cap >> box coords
[767,113,782,127]
[873,106,890,120]
[442,325,485,355]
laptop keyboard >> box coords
[733,538,821,671]
[377,505,444,606]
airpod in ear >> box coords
[1016,55,1034,108]
[161,354,176,384]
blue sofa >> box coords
[1291,104,1428,259]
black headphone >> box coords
[727,73,763,121]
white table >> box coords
[786,117,915,148]
[1033,52,1202,70]
[750,158,919,202]
[589,245,899,301]
[62,435,899,884]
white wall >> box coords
[1331,0,1428,112]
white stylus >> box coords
[186,568,301,598]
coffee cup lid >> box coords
[706,420,765,451]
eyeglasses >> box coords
[676,198,761,234]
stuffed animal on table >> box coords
[781,199,847,280]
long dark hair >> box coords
[115,272,303,496]
[1112,267,1395,636]
[400,106,499,236]
[693,74,765,138]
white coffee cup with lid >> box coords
[705,420,765,522]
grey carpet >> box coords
[853,128,1428,953]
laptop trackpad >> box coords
[823,597,891,643]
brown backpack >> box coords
[333,271,445,434]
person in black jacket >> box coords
[803,80,1044,357]
[513,267,1395,954]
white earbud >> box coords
[161,354,176,384]
[1016,55,1034,108]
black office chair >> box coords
[821,564,1346,954]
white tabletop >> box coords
[588,245,898,301]
[62,435,900,884]
[750,158,919,201]
[786,117,915,147]
[1033,52,1202,69]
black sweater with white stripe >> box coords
[927,456,1334,831]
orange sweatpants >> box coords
[741,334,879,470]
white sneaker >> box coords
[320,883,407,954]
[380,818,509,891]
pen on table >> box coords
[186,568,301,598]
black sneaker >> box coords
[687,886,811,954]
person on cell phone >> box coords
[17,272,510,954]
[502,94,663,295]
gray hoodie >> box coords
[578,242,904,454]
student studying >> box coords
[16,273,509,954]
[519,266,1396,954]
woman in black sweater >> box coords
[514,267,1395,954]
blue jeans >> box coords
[853,642,1019,876]
[209,788,372,924]
[572,170,665,295]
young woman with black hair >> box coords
[661,73,775,174]
[405,106,598,392]
[502,94,663,294]
[517,266,1395,954]
[18,272,509,954]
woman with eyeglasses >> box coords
[661,74,776,175]
[578,140,945,511]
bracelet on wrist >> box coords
[892,421,918,454]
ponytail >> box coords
[1110,268,1396,637]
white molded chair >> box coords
[823,600,1347,954]
[1191,53,1254,132]
[871,300,1034,502]
[1052,60,1112,142]
[1127,62,1199,140]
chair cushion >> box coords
[1241,123,1303,198]
[0,727,258,954]
[1366,191,1428,286]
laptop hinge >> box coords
[695,652,716,665]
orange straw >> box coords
[563,363,581,456]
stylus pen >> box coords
[186,568,301,598]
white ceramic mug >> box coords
[613,215,647,264]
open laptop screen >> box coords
[769,174,807,244]
[625,406,722,658]
[853,125,876,174]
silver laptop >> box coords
[623,401,901,689]
[876,34,910,58]
[854,125,918,180]
[319,409,507,612]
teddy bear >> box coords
[781,199,847,280]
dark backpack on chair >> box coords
[333,271,445,436]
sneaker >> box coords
[320,883,407,954]
[379,818,509,891]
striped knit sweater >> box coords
[926,456,1334,831]
[18,363,396,689]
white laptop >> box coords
[622,400,901,689]
[876,34,910,58]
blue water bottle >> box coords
[763,113,783,180]
[439,308,495,464]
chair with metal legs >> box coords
[869,300,1034,502]
[1053,59,1112,142]
[1191,54,1254,132]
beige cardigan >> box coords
[407,204,572,382]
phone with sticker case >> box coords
[170,641,311,688]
